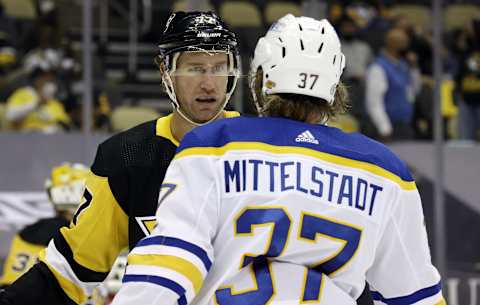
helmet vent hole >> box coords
[300,39,304,50]
[266,73,269,78]
[298,23,303,31]
[278,37,283,43]
[333,55,336,65]
[271,65,276,69]
[318,42,324,53]
[282,47,286,58]
[321,27,325,34]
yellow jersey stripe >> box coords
[38,250,87,305]
[128,254,204,293]
[174,142,416,190]
[223,111,240,118]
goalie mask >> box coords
[45,163,89,213]
[156,11,240,125]
[250,14,346,112]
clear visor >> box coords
[169,50,237,77]
[171,62,237,77]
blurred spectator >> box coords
[4,67,71,132]
[392,15,436,139]
[0,4,18,90]
[67,88,113,131]
[20,0,61,53]
[0,32,17,78]
[453,19,480,141]
[393,15,433,76]
[35,0,59,27]
[355,2,393,54]
[20,23,85,130]
[337,14,373,129]
[0,3,17,47]
[365,27,421,141]
[23,25,63,71]
[64,48,114,131]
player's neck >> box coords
[170,112,190,143]
[170,111,226,143]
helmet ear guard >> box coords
[250,14,345,107]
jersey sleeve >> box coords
[0,262,76,305]
[366,187,445,304]
[38,169,129,304]
[0,234,45,286]
[111,136,220,305]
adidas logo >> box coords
[295,130,319,144]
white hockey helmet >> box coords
[45,163,89,213]
[250,14,345,108]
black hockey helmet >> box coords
[158,11,239,62]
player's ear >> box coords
[157,57,176,87]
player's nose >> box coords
[199,74,216,93]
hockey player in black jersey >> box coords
[0,163,88,288]
[0,11,240,305]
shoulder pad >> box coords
[91,119,176,177]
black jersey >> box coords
[0,112,239,305]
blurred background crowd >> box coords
[0,0,479,141]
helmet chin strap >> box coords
[174,105,224,127]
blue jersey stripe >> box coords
[371,282,442,304]
[123,274,187,305]
[178,117,413,183]
[136,236,212,271]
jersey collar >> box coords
[156,111,240,146]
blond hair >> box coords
[251,69,349,123]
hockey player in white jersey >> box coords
[111,14,445,305]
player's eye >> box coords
[212,64,228,75]
[188,66,205,73]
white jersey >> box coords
[112,117,444,305]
